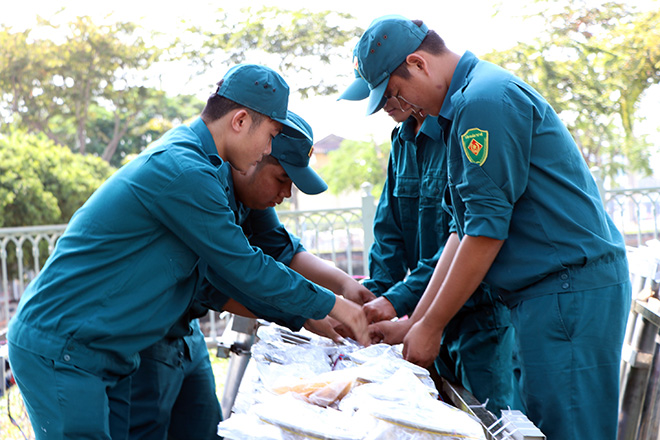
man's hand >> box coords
[402,318,442,368]
[368,318,412,345]
[363,297,397,323]
[328,296,370,347]
[340,281,377,305]
[303,316,344,343]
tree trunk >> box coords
[101,112,132,163]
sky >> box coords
[2,0,659,152]
[1,0,547,143]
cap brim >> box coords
[338,78,371,101]
[366,78,389,115]
[280,162,328,195]
[273,116,313,141]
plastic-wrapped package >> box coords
[253,394,374,440]
[271,369,357,408]
[252,326,362,394]
[345,344,438,399]
[339,368,435,413]
[346,343,393,364]
[217,413,285,440]
[365,399,487,440]
[254,344,333,390]
[339,369,485,440]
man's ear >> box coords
[405,53,429,75]
[230,109,250,133]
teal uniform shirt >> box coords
[440,51,630,440]
[8,117,335,379]
[130,185,307,440]
[441,51,628,301]
[363,115,516,414]
[363,116,447,316]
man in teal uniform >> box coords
[7,64,370,440]
[349,16,630,440]
[341,68,516,414]
[129,113,375,440]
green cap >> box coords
[354,15,428,115]
[271,111,327,195]
[337,44,371,102]
[217,64,310,140]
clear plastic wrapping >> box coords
[218,324,487,440]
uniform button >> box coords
[63,354,71,361]
[562,282,570,289]
[560,273,568,280]
[178,351,184,358]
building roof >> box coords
[313,134,344,154]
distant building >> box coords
[292,134,363,210]
[309,134,344,170]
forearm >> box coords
[222,298,258,318]
[289,251,354,296]
[409,233,460,322]
[420,235,504,331]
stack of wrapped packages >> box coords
[217,324,487,440]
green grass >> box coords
[0,355,230,440]
[0,386,33,440]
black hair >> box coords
[201,80,267,129]
[256,154,280,171]
[391,20,447,80]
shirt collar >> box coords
[418,115,441,142]
[438,51,479,123]
[223,163,250,222]
[224,163,238,212]
[190,117,223,167]
[400,114,442,144]
[399,116,418,142]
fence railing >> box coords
[278,183,376,278]
[1,225,66,332]
[605,187,660,247]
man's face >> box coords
[382,96,414,123]
[384,69,444,117]
[230,116,282,172]
[232,160,293,210]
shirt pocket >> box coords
[419,172,445,203]
[393,176,420,226]
[420,173,449,239]
[167,248,200,282]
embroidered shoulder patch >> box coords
[461,128,489,166]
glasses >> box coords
[387,93,422,115]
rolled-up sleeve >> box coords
[451,92,532,240]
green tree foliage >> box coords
[86,91,203,167]
[185,6,361,98]
[319,139,391,199]
[483,1,660,180]
[0,131,115,227]
[0,16,202,164]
